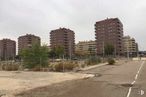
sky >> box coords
[0,0,146,50]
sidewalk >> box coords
[81,62,107,71]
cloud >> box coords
[0,0,146,50]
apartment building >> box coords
[95,18,124,56]
[0,39,16,60]
[50,28,75,57]
[18,34,40,54]
[123,36,138,57]
[75,40,96,56]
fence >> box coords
[0,61,22,71]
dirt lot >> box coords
[0,71,91,97]
[14,60,136,97]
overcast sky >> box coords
[0,0,146,50]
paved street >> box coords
[129,61,146,97]
[15,60,146,97]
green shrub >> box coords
[86,57,101,65]
[54,62,64,72]
[30,63,49,71]
[20,44,48,69]
[97,58,101,63]
[67,62,78,70]
[2,63,19,71]
[108,58,115,65]
[31,66,41,71]
[53,62,78,72]
[48,64,54,71]
[81,64,85,68]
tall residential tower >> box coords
[50,28,75,57]
[18,34,40,54]
[0,39,16,60]
[95,18,124,56]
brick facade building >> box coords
[95,18,124,56]
[18,34,40,54]
[0,39,16,60]
[50,28,75,57]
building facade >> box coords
[95,18,124,56]
[18,34,40,54]
[0,39,16,60]
[75,40,96,56]
[50,28,75,57]
[123,36,138,57]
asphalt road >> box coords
[16,60,146,97]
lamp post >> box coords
[69,40,72,60]
[114,44,117,58]
[62,54,64,72]
[127,44,129,60]
[95,47,97,58]
[102,41,105,59]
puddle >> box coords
[121,83,133,87]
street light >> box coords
[114,45,117,58]
[102,41,105,58]
[127,44,129,60]
[69,40,72,60]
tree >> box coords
[48,48,56,58]
[55,46,64,58]
[104,44,114,56]
[48,46,64,59]
[15,55,21,61]
[20,44,48,69]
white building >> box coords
[123,36,138,57]
[75,40,96,56]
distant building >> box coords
[0,39,16,60]
[50,28,75,57]
[123,36,138,57]
[75,40,96,56]
[18,34,40,54]
[95,18,124,56]
[47,45,51,52]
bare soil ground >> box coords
[0,71,90,97]
[13,60,143,97]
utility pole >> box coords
[95,47,97,58]
[0,49,1,61]
[127,44,129,60]
[102,41,105,58]
[69,40,72,60]
[40,57,41,70]
[62,54,64,72]
[114,45,116,58]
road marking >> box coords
[126,61,145,97]
[131,81,135,85]
[127,87,132,97]
[138,90,145,95]
[135,74,138,80]
[134,61,145,80]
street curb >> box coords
[81,62,107,71]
